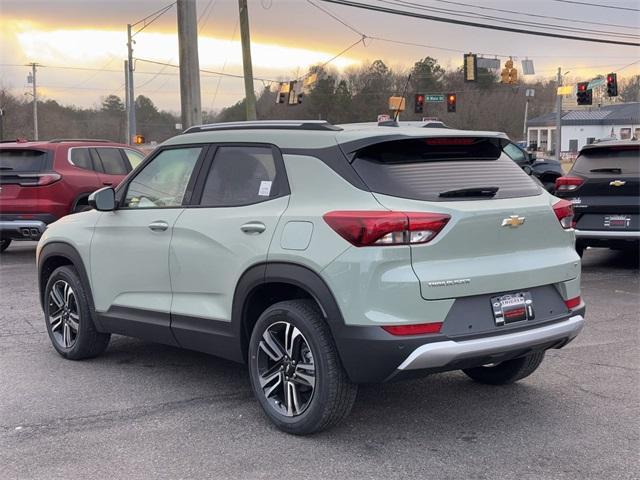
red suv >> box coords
[0,139,144,252]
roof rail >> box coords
[183,120,342,134]
[48,138,113,143]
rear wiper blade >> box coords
[590,167,622,173]
[0,167,14,170]
[439,186,499,198]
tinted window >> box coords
[0,149,47,172]
[124,149,144,169]
[573,146,639,175]
[96,148,128,175]
[69,148,94,170]
[124,147,201,208]
[352,138,540,202]
[199,146,279,206]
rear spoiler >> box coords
[339,135,510,162]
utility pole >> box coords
[555,67,562,162]
[28,63,39,140]
[177,0,202,129]
[238,0,257,120]
[126,24,136,145]
[0,108,4,141]
[124,60,130,144]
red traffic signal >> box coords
[576,82,592,105]
[446,93,456,113]
[606,73,618,97]
[414,94,425,114]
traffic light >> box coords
[414,94,425,114]
[500,58,518,84]
[133,134,145,145]
[446,93,456,113]
[576,82,592,105]
[606,73,618,97]
[276,82,289,104]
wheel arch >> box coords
[38,242,96,317]
[232,262,346,362]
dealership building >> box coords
[526,102,640,154]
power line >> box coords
[551,0,640,12]
[318,0,640,46]
[427,0,639,30]
[131,2,176,34]
[134,57,280,83]
[380,0,640,40]
[306,0,364,36]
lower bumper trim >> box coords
[0,220,47,239]
[575,229,639,240]
[397,315,584,371]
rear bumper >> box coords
[333,305,585,383]
[0,220,47,240]
[397,314,584,371]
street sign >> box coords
[525,88,535,97]
[587,77,605,90]
[424,94,444,102]
[388,96,406,111]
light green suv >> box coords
[36,121,585,435]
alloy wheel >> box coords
[256,321,316,417]
[48,280,80,349]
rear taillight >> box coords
[555,176,584,193]
[565,296,581,309]
[17,173,61,186]
[382,322,443,336]
[553,199,575,229]
[323,211,450,247]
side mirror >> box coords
[522,165,533,176]
[88,187,116,211]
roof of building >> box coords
[528,102,640,127]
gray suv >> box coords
[37,121,585,434]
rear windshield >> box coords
[352,138,540,201]
[0,149,48,172]
[573,145,639,175]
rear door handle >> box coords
[148,221,169,232]
[241,222,266,234]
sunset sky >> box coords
[1,0,638,112]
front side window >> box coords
[199,146,279,207]
[123,147,202,208]
[96,148,128,175]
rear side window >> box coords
[96,148,128,175]
[0,149,47,172]
[352,138,540,201]
[573,146,639,175]
[124,149,144,169]
[69,148,94,170]
[199,146,281,207]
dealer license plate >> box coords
[491,292,534,326]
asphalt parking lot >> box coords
[1,242,638,480]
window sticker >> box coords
[258,180,272,196]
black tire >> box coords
[462,351,545,385]
[44,265,110,360]
[0,239,11,253]
[248,299,357,435]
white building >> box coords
[527,102,640,155]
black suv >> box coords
[555,140,639,256]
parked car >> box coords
[502,141,564,191]
[0,139,144,252]
[37,121,585,435]
[554,140,639,256]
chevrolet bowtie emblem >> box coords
[501,215,526,228]
[610,180,626,187]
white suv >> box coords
[37,121,585,435]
